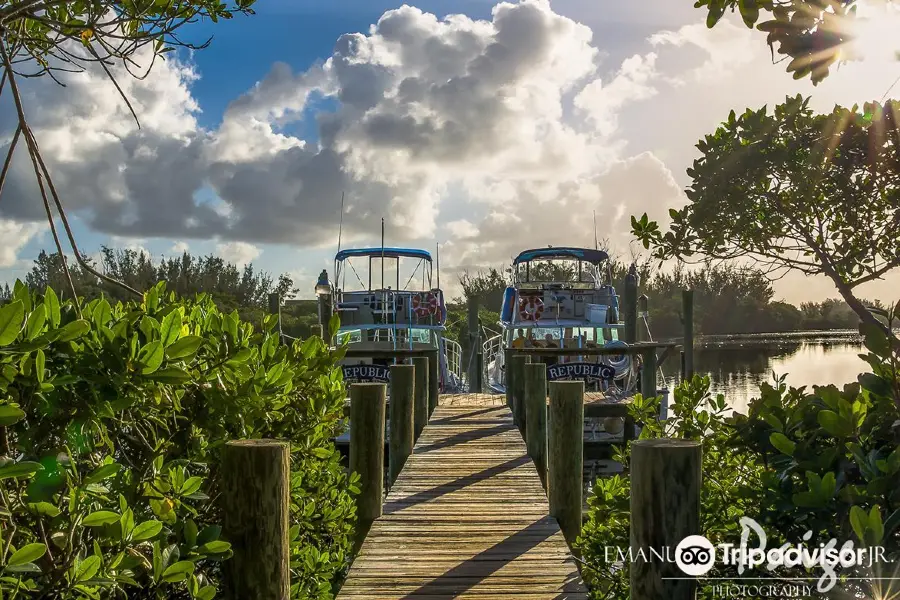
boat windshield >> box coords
[516,258,600,286]
[337,327,437,346]
[507,326,616,346]
[335,251,433,293]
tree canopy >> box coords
[694,0,891,84]
[632,95,900,338]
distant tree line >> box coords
[446,261,887,346]
[0,248,321,340]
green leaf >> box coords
[0,300,25,345]
[75,555,101,582]
[817,410,853,438]
[131,520,163,542]
[57,319,91,342]
[199,541,230,554]
[7,543,47,566]
[138,341,165,374]
[162,560,195,583]
[84,463,122,485]
[869,506,884,544]
[35,348,46,384]
[850,505,868,543]
[44,287,61,328]
[196,586,217,600]
[92,298,111,328]
[83,510,120,526]
[27,502,61,517]
[165,335,203,360]
[0,404,26,427]
[0,461,43,480]
[146,366,192,383]
[159,310,182,348]
[25,305,47,340]
[769,432,796,456]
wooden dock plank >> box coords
[337,401,588,599]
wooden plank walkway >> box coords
[337,399,588,599]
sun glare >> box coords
[846,1,900,64]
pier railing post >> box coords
[268,293,282,346]
[221,439,291,600]
[640,347,657,400]
[389,364,414,485]
[548,380,584,547]
[638,294,649,343]
[350,383,387,549]
[623,265,638,344]
[509,354,531,435]
[682,289,694,380]
[426,349,439,416]
[523,362,548,488]
[411,356,429,442]
[630,439,702,600]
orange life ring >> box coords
[412,292,439,317]
[518,296,544,321]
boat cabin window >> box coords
[516,258,602,288]
[507,326,611,347]
[335,252,433,293]
[336,327,437,346]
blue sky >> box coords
[2,0,899,303]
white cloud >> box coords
[215,241,261,266]
[0,220,44,268]
[169,241,190,255]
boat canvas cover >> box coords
[335,247,432,262]
[512,247,609,265]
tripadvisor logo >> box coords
[606,517,890,592]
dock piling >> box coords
[523,362,548,488]
[640,347,658,400]
[630,439,702,600]
[508,354,531,435]
[349,383,387,549]
[548,380,584,548]
[388,365,414,485]
[221,439,291,600]
[411,356,429,442]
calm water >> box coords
[661,330,873,415]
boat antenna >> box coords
[336,191,345,255]
[593,210,599,250]
[436,242,440,291]
[381,217,385,290]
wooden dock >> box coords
[336,396,588,599]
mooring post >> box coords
[640,347,658,400]
[523,362,548,488]
[350,383,387,549]
[221,439,291,600]
[623,265,638,344]
[425,349,439,416]
[467,294,482,393]
[509,354,531,434]
[630,439,702,600]
[311,324,323,339]
[548,380,584,547]
[411,356,429,442]
[389,365,414,485]
[638,294,649,343]
[682,289,694,381]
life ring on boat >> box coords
[412,292,439,317]
[518,296,544,321]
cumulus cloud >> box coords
[0,220,44,268]
[215,241,261,267]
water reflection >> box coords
[663,332,868,415]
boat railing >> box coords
[445,338,463,382]
[482,333,504,389]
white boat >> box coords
[321,247,464,392]
[482,247,641,398]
